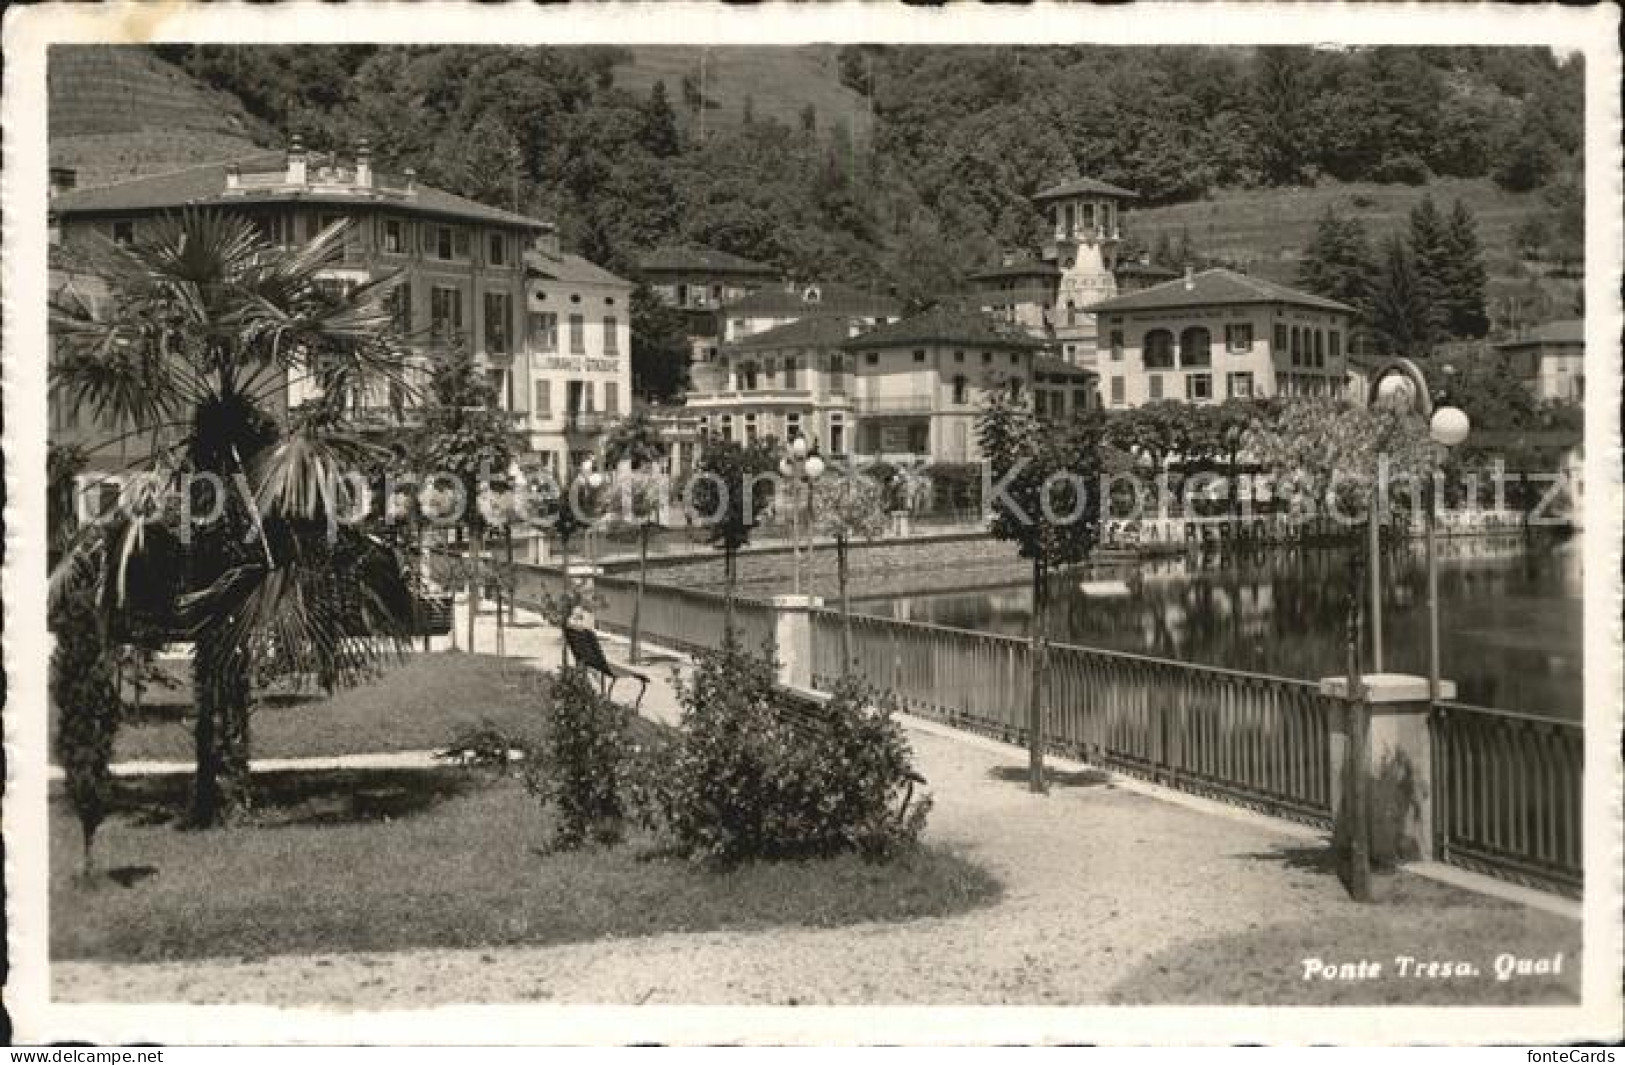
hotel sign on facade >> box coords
[537,355,621,374]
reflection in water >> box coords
[863,536,1583,719]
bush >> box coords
[633,640,931,862]
[524,667,631,849]
[50,585,123,877]
[1371,153,1432,186]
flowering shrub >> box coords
[523,667,632,849]
[631,640,931,862]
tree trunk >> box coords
[1028,556,1047,794]
[467,524,484,654]
[1341,539,1373,902]
[838,535,853,670]
[559,532,572,667]
[723,547,737,642]
[631,525,648,663]
[189,629,252,828]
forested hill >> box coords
[114,45,1580,307]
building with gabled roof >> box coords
[684,302,1093,465]
[721,281,903,342]
[1085,267,1355,408]
[637,244,781,365]
[49,137,630,505]
[1494,318,1584,403]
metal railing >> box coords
[506,562,777,661]
[1431,700,1583,894]
[809,610,1337,827]
[853,394,936,414]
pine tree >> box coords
[1367,233,1438,360]
[1406,195,1450,339]
[640,81,680,157]
[1151,231,1178,269]
[1441,199,1490,338]
[1297,205,1376,313]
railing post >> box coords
[1319,672,1454,866]
[768,594,822,690]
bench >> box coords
[565,625,650,712]
[774,684,928,823]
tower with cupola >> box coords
[1033,176,1136,368]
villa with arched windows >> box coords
[1086,267,1355,408]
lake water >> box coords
[859,536,1584,720]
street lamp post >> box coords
[1427,405,1471,702]
[778,436,826,596]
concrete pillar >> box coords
[769,594,823,690]
[1319,672,1455,866]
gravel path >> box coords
[52,721,1577,1007]
[52,601,1579,1007]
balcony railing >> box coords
[853,394,935,414]
[564,410,608,434]
[685,387,819,406]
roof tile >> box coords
[841,304,1045,351]
[1086,268,1355,315]
[51,156,548,229]
[638,245,778,275]
[1032,176,1139,202]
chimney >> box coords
[286,133,307,185]
[355,137,372,188]
[403,167,417,194]
[49,166,77,196]
[1184,264,1195,290]
[225,163,241,190]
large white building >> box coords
[48,139,632,479]
[685,303,1092,465]
[1085,268,1356,408]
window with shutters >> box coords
[602,316,619,356]
[604,382,619,415]
[569,314,585,354]
[1179,327,1212,368]
[484,292,512,355]
[534,379,552,417]
[430,286,463,341]
[1143,329,1175,369]
[1186,373,1213,402]
[529,311,557,351]
[1225,322,1253,353]
[1110,376,1125,406]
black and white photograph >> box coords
[4,1,1621,1048]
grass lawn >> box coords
[78,651,553,764]
[50,769,1001,963]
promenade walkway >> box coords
[53,599,1582,1007]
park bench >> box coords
[774,684,928,824]
[565,625,650,712]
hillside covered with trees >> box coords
[134,44,1582,317]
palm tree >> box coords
[50,209,418,827]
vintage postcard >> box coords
[4,0,1621,1047]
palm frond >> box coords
[185,529,414,690]
[252,428,386,522]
